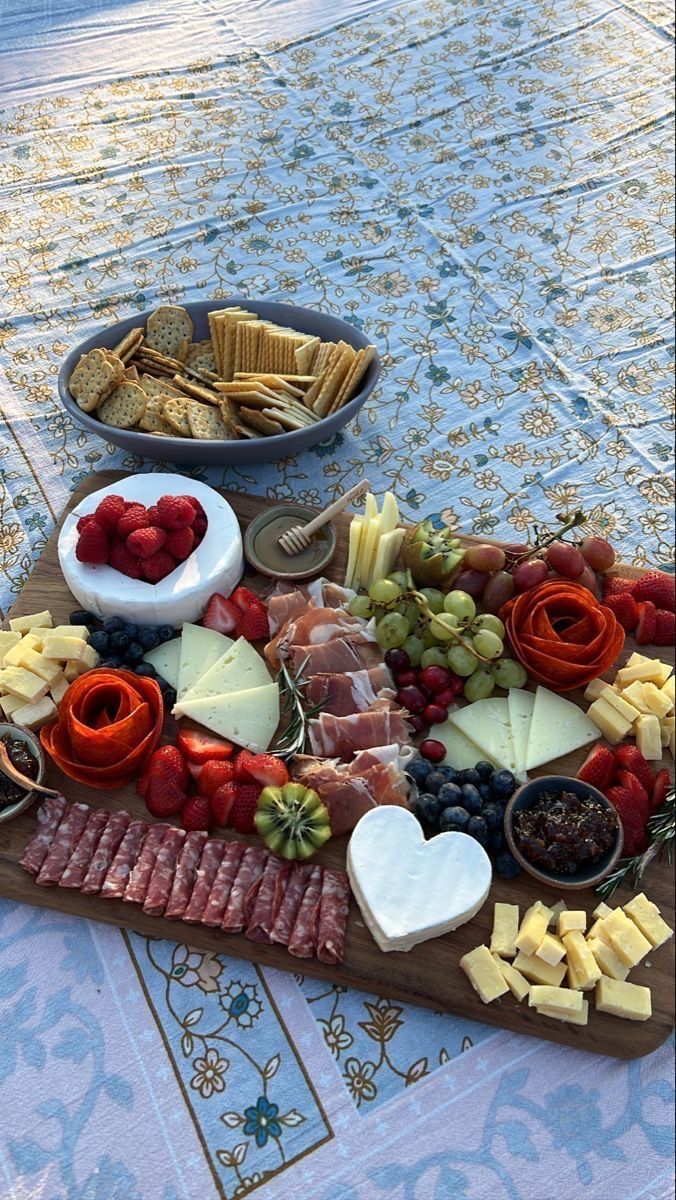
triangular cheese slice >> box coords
[143,636,182,690]
[449,698,519,774]
[174,637,271,713]
[525,687,599,771]
[177,624,234,700]
[508,689,536,777]
[177,683,280,752]
[435,714,499,770]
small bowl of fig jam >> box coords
[504,775,623,890]
[0,723,46,824]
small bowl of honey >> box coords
[244,504,337,581]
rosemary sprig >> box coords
[269,656,324,759]
[596,788,675,902]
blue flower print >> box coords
[243,1096,282,1147]
[425,362,450,384]
[545,1083,603,1158]
[311,432,344,458]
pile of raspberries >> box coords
[75,493,207,583]
[603,572,675,647]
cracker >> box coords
[139,395,179,435]
[184,364,221,384]
[234,423,260,439]
[97,381,147,428]
[124,365,139,381]
[140,345,186,371]
[221,309,257,380]
[330,345,376,413]
[162,396,193,437]
[186,340,217,374]
[69,348,124,412]
[187,400,233,440]
[218,397,237,431]
[138,373,184,399]
[145,305,193,363]
[238,408,284,436]
[261,407,307,431]
[314,343,356,417]
[112,328,144,362]
[295,336,319,374]
[170,375,220,405]
[313,341,336,375]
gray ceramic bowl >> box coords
[244,504,337,580]
[0,723,47,824]
[58,297,380,466]
[504,774,623,891]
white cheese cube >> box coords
[0,631,22,660]
[0,667,49,703]
[14,647,63,686]
[8,610,52,633]
[0,692,24,718]
[635,713,663,761]
[4,635,41,667]
[660,675,674,711]
[10,695,57,730]
[41,635,89,661]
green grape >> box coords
[403,599,421,627]
[349,595,374,619]
[492,658,528,689]
[447,643,479,676]
[403,635,424,666]
[463,669,495,702]
[430,612,460,641]
[472,613,505,639]
[421,626,439,649]
[388,570,409,588]
[443,590,476,622]
[419,587,445,614]
[375,611,410,649]
[369,578,402,604]
[421,646,448,669]
[473,629,504,660]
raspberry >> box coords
[654,609,675,647]
[635,600,657,645]
[182,795,212,832]
[632,571,675,613]
[164,526,195,561]
[77,514,95,533]
[193,516,208,542]
[229,784,261,834]
[183,495,205,517]
[117,504,150,538]
[110,542,143,578]
[146,504,161,525]
[142,550,177,583]
[604,592,638,632]
[156,494,195,530]
[94,494,126,533]
[76,520,109,564]
[127,526,168,559]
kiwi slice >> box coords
[402,517,464,587]
[255,782,332,860]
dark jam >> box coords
[0,734,39,810]
[513,789,618,875]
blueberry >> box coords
[123,623,139,640]
[479,783,493,803]
[407,757,432,786]
[438,782,463,808]
[460,768,481,786]
[99,656,123,669]
[70,608,99,627]
[425,770,447,795]
[496,851,521,879]
[490,829,506,854]
[439,805,470,832]
[490,770,516,798]
[102,615,125,633]
[467,815,489,846]
[110,631,130,653]
[89,630,111,654]
[482,804,502,831]
[134,662,156,678]
[124,642,144,665]
[460,783,482,814]
[158,624,176,643]
[413,792,445,827]
[475,761,494,781]
[161,685,177,707]
[137,627,161,651]
[438,766,460,784]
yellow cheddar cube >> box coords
[535,933,566,966]
[14,647,63,686]
[529,985,583,1015]
[592,901,613,920]
[623,893,673,949]
[587,916,612,944]
[492,955,531,1002]
[536,999,589,1026]
[617,659,668,686]
[460,945,509,1004]
[547,900,567,927]
[49,625,91,640]
[642,682,673,720]
[557,910,586,937]
[587,696,633,744]
[583,677,612,702]
[603,910,651,967]
[0,667,49,703]
[635,713,662,761]
[599,687,641,724]
[514,901,552,956]
[490,902,519,958]
[587,937,630,982]
[660,715,674,747]
[0,631,22,659]
[49,672,70,706]
[595,977,651,1021]
[8,610,52,634]
[0,692,24,718]
[11,695,57,731]
[660,675,674,710]
[512,951,567,987]
[4,635,41,667]
[620,681,652,714]
[41,635,89,661]
[562,931,602,990]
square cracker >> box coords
[97,381,147,428]
[69,348,125,412]
[295,336,319,374]
[138,373,184,399]
[162,396,193,437]
[139,395,179,435]
[186,400,233,440]
[312,343,356,417]
[186,340,217,374]
[329,345,376,413]
[221,310,257,380]
[145,305,193,363]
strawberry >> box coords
[651,768,671,814]
[245,753,289,789]
[127,526,167,559]
[142,550,177,583]
[233,748,257,781]
[147,744,190,789]
[182,795,212,832]
[236,601,270,641]
[156,494,195,530]
[616,770,650,825]
[76,520,109,564]
[602,576,635,598]
[145,774,187,818]
[198,759,235,799]
[109,542,143,579]
[94,494,126,532]
[231,586,260,612]
[117,504,150,538]
[229,783,261,834]
[187,761,204,780]
[603,592,639,632]
[176,726,234,763]
[164,527,195,561]
[632,571,675,614]
[635,600,657,645]
[606,786,648,855]
[202,593,240,634]
[613,744,655,794]
[210,782,237,826]
[576,744,616,791]
[654,609,675,647]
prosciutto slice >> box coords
[288,866,323,959]
[305,665,394,716]
[317,869,351,965]
[201,841,245,927]
[267,579,355,634]
[144,827,186,916]
[265,607,368,670]
[124,823,169,905]
[183,839,226,923]
[100,819,148,899]
[294,744,413,835]
[246,856,291,943]
[308,699,411,760]
[222,845,269,933]
[81,811,130,894]
[36,803,91,886]
[270,864,312,945]
[165,831,208,919]
[289,636,382,677]
[60,809,109,890]
[19,794,67,876]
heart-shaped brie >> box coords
[347,807,492,953]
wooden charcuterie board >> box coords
[0,472,673,1058]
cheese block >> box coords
[344,516,364,590]
[460,946,509,1004]
[635,713,662,761]
[623,893,673,949]
[525,687,599,770]
[0,631,21,659]
[50,672,70,706]
[535,933,566,967]
[507,689,535,776]
[449,698,519,776]
[9,610,52,633]
[595,977,651,1021]
[143,636,182,689]
[10,695,58,730]
[14,647,63,686]
[347,807,492,953]
[0,667,49,703]
[174,637,271,713]
[661,675,675,709]
[176,624,234,700]
[558,910,586,937]
[512,951,567,987]
[601,910,651,968]
[41,635,89,662]
[493,955,531,1002]
[514,900,552,956]
[536,1000,589,1026]
[586,937,629,982]
[57,473,243,624]
[641,682,673,719]
[434,716,497,771]
[616,659,666,685]
[528,986,583,1014]
[49,624,91,640]
[490,902,519,958]
[0,692,24,718]
[177,683,280,752]
[4,636,42,666]
[561,931,601,990]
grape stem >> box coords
[511,510,587,566]
[411,590,493,664]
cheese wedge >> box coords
[143,636,182,690]
[525,687,599,770]
[449,698,519,775]
[175,637,270,712]
[177,683,280,752]
[507,688,535,777]
[344,515,364,590]
[435,717,498,771]
[176,624,233,700]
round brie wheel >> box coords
[58,473,244,625]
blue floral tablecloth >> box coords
[0,0,674,1197]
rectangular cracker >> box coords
[313,341,336,375]
[329,344,376,413]
[218,397,237,431]
[170,375,220,406]
[295,336,319,374]
[162,396,193,437]
[222,310,258,380]
[187,400,233,440]
[238,408,284,436]
[303,342,347,412]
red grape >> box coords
[384,648,410,672]
[580,536,615,571]
[453,569,490,598]
[503,542,531,566]
[397,685,427,713]
[482,570,515,613]
[448,674,465,695]
[395,669,419,688]
[419,738,446,763]
[408,714,427,735]
[512,559,548,592]
[423,703,448,725]
[576,562,601,596]
[434,687,456,708]
[546,540,585,579]
[463,544,506,572]
[419,665,451,692]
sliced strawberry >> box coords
[651,768,671,814]
[210,782,237,826]
[198,759,235,799]
[635,600,657,645]
[606,786,648,855]
[181,795,212,832]
[632,571,675,614]
[187,761,204,780]
[229,783,261,834]
[613,744,655,794]
[602,576,635,598]
[576,744,616,791]
[654,609,675,647]
[233,748,257,782]
[245,753,290,789]
[230,586,260,612]
[202,593,240,635]
[236,602,270,641]
[145,775,187,818]
[176,726,233,764]
[616,770,650,825]
[603,593,639,632]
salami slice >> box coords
[270,863,312,946]
[288,865,323,958]
[100,819,148,899]
[246,857,291,943]
[124,823,170,905]
[182,839,226,923]
[81,810,130,895]
[35,803,91,887]
[143,827,186,916]
[19,794,67,876]
[316,868,351,965]
[60,809,109,890]
[202,841,246,927]
[165,831,208,920]
[222,846,269,933]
